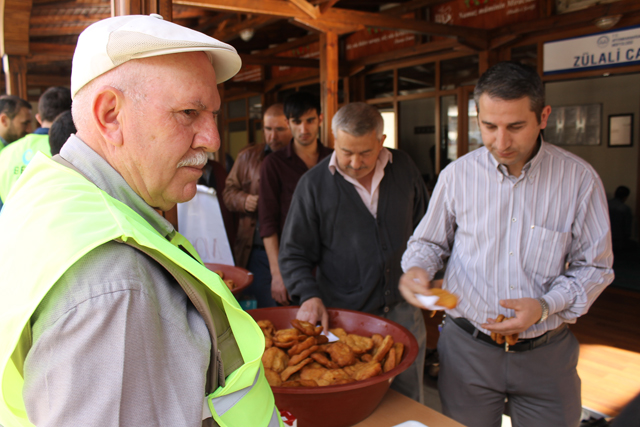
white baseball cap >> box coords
[71,13,242,98]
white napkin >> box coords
[392,421,429,427]
[322,330,340,342]
[415,294,447,311]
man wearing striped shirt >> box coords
[400,62,613,427]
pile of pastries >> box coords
[258,319,404,388]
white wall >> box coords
[546,74,640,235]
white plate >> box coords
[415,294,447,311]
[392,421,429,427]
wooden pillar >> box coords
[3,55,28,98]
[320,31,338,148]
[1,0,32,98]
[112,0,172,20]
[478,50,499,75]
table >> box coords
[353,390,465,427]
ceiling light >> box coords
[594,15,621,30]
[239,28,255,42]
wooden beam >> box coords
[212,15,279,42]
[29,11,110,26]
[176,0,487,39]
[239,53,318,68]
[174,0,300,18]
[318,0,340,14]
[289,0,319,19]
[489,0,640,39]
[291,16,363,35]
[385,0,451,16]
[319,31,338,148]
[112,0,172,20]
[3,55,28,98]
[347,38,463,69]
[1,0,32,57]
[27,73,71,87]
[255,34,319,57]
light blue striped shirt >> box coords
[402,139,614,338]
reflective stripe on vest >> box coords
[203,368,281,427]
[0,153,282,427]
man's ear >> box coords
[0,113,8,128]
[35,113,43,126]
[318,113,324,125]
[92,86,124,147]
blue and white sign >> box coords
[544,25,640,75]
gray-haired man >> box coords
[279,102,429,403]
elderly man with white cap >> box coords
[0,14,282,427]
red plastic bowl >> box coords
[204,263,253,296]
[248,306,418,427]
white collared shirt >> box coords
[328,147,392,218]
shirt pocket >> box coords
[522,225,572,284]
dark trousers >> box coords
[437,316,582,427]
[245,246,277,308]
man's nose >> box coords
[195,115,221,152]
[495,128,510,150]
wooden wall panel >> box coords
[1,0,32,57]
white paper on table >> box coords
[177,185,234,265]
[392,421,429,427]
[322,330,340,342]
[415,294,447,311]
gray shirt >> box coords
[23,135,211,426]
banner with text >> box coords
[544,25,640,75]
[433,0,538,30]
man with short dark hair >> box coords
[259,92,332,305]
[608,185,634,253]
[279,102,429,403]
[0,95,32,149]
[0,87,72,202]
[400,61,613,427]
[48,110,76,156]
[223,103,292,307]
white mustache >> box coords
[176,151,208,168]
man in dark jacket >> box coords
[279,102,429,403]
[223,104,291,307]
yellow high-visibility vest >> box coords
[0,153,281,427]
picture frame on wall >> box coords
[544,104,601,146]
[608,114,634,148]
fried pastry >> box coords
[344,334,374,354]
[310,351,340,369]
[372,335,394,362]
[429,288,458,309]
[291,319,322,336]
[288,345,319,366]
[264,368,282,387]
[326,342,356,367]
[280,358,314,381]
[262,347,289,373]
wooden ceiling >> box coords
[4,0,640,97]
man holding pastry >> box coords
[399,62,613,427]
[279,102,429,403]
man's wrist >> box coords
[536,297,549,324]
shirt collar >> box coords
[60,135,174,237]
[33,127,49,135]
[0,136,6,147]
[490,134,545,183]
[328,146,393,176]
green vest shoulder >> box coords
[0,133,50,202]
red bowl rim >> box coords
[248,306,419,394]
[204,263,254,295]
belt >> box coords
[448,315,567,353]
